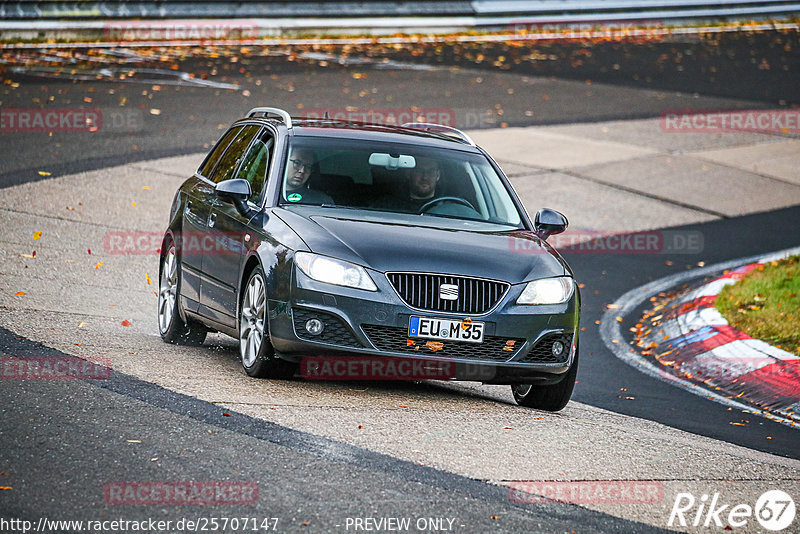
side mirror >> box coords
[215,179,255,218]
[534,208,568,241]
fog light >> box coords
[305,318,324,336]
[551,340,565,357]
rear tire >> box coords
[158,241,207,346]
[512,343,578,411]
[239,266,296,379]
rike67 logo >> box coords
[669,490,796,531]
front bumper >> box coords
[268,267,579,385]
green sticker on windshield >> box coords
[287,193,302,202]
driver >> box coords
[371,156,442,213]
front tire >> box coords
[239,266,296,379]
[158,242,207,346]
[512,345,578,411]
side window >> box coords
[208,125,260,184]
[198,126,242,178]
[237,129,275,205]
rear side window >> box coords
[208,125,261,184]
[198,126,242,178]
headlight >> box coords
[295,252,377,291]
[517,277,574,305]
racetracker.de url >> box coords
[0,517,280,533]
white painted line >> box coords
[599,245,800,429]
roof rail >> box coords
[247,107,293,129]
[401,122,475,146]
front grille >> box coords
[361,324,524,362]
[387,272,509,315]
[517,333,573,363]
[292,308,363,348]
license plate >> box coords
[408,316,484,343]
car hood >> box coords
[276,207,567,284]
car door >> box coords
[180,125,242,311]
[198,124,264,327]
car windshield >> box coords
[280,137,524,227]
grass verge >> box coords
[716,254,800,355]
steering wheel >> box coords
[418,196,477,213]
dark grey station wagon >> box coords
[158,107,580,410]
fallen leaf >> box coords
[32,231,42,240]
[0,487,10,491]
[15,291,25,296]
[94,262,104,269]
[145,272,152,285]
[121,320,131,327]
[37,171,51,177]
[142,185,151,190]
[616,316,623,323]
[132,202,137,207]
[77,322,87,328]
[358,425,364,429]
[223,412,231,417]
[87,249,92,254]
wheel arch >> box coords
[239,253,264,319]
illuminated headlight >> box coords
[517,277,575,305]
[295,252,377,291]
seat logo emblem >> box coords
[439,283,459,301]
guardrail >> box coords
[1,0,798,42]
[3,0,799,20]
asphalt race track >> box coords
[1,32,799,532]
[565,205,800,458]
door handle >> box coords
[208,212,217,228]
